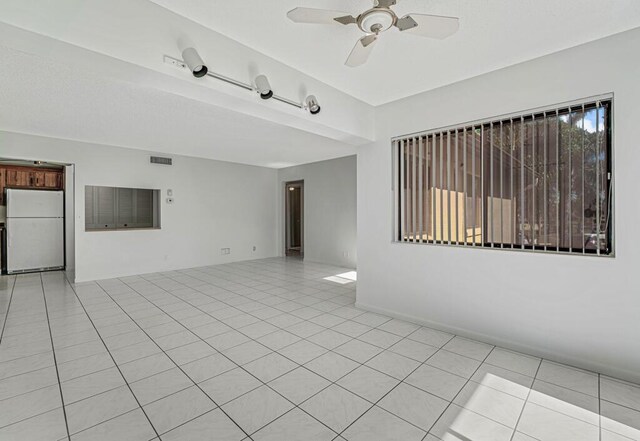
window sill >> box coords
[85,227,161,232]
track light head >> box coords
[305,95,321,115]
[255,75,273,99]
[182,47,208,78]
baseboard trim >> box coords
[355,301,640,385]
[73,254,280,284]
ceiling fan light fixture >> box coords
[182,47,208,78]
[359,10,395,33]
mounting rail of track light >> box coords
[164,49,321,115]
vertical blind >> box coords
[393,98,613,256]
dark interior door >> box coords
[286,181,303,256]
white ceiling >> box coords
[150,0,640,105]
[0,45,356,168]
[1,0,638,169]
[0,0,374,146]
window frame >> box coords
[392,95,614,257]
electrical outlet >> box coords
[253,246,256,252]
[221,248,231,255]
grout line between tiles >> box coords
[0,276,18,345]
[92,279,254,441]
[111,272,359,438]
[335,346,436,437]
[67,407,157,441]
[145,267,485,440]
[0,276,25,344]
[598,373,602,441]
[59,273,162,440]
[419,343,497,440]
[39,273,72,441]
[508,352,543,441]
[526,361,604,429]
[115,277,341,436]
[0,357,55,384]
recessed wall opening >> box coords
[0,158,73,276]
[84,185,161,231]
[285,180,304,257]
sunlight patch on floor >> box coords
[323,271,357,284]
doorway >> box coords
[0,158,72,276]
[285,180,304,257]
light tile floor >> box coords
[0,257,639,441]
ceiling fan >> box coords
[287,0,460,67]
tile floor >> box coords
[0,257,639,441]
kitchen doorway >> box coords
[0,158,73,277]
[285,180,303,257]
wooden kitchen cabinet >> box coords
[44,171,62,188]
[33,171,46,187]
[0,165,64,205]
[5,169,31,187]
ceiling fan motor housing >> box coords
[358,9,396,33]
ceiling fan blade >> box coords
[287,7,353,25]
[396,14,459,39]
[334,15,358,25]
[375,0,397,7]
[345,34,378,67]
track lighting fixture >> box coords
[254,75,273,99]
[305,95,321,115]
[164,52,322,115]
[182,47,208,78]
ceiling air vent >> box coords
[150,156,172,165]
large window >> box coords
[393,98,613,256]
[85,186,161,231]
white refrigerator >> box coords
[6,189,64,273]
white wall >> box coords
[1,131,279,282]
[357,28,640,383]
[64,165,75,281]
[278,156,357,269]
